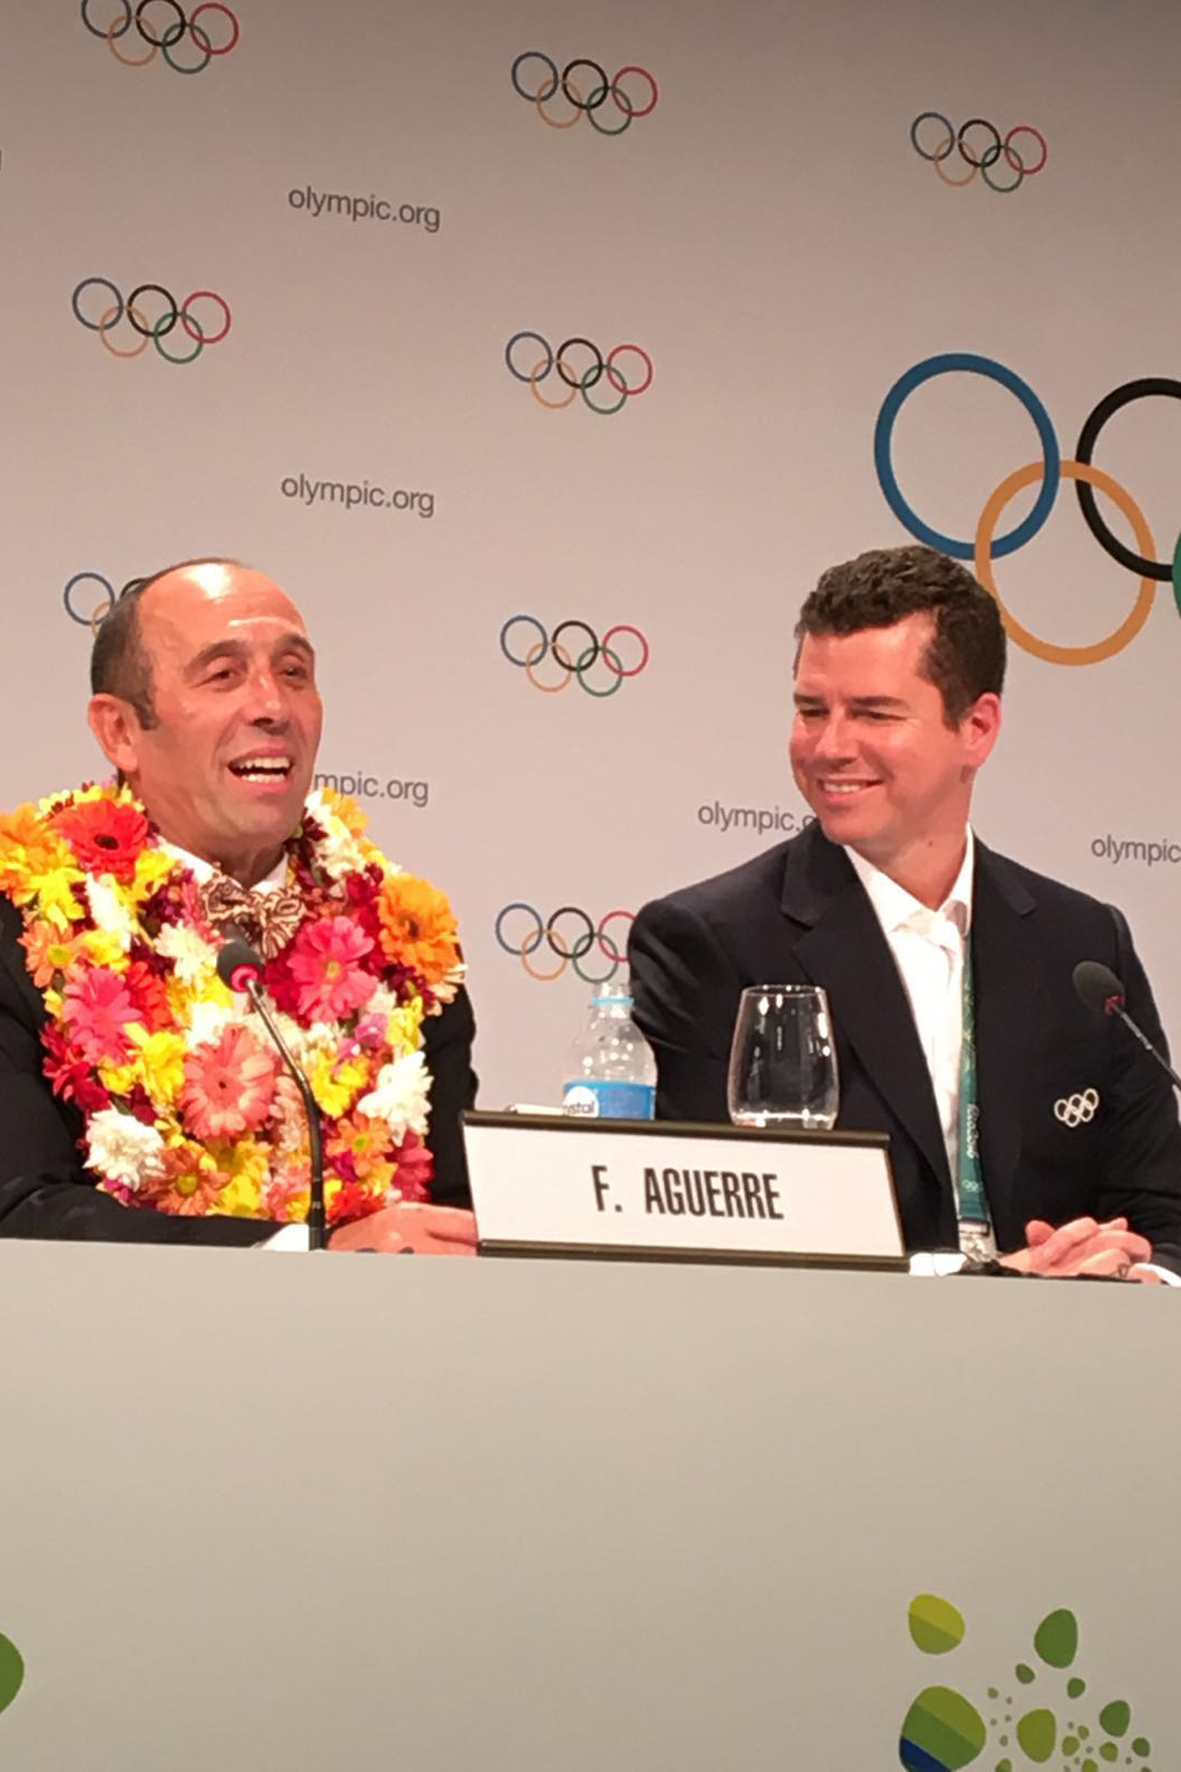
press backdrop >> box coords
[3,0,1179,1107]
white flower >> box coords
[86,1108,166,1193]
[186,997,240,1048]
[356,1049,431,1139]
[305,790,368,879]
[156,921,218,988]
[86,877,136,952]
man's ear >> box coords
[88,694,142,777]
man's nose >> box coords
[245,669,288,724]
[813,713,854,759]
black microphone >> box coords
[216,934,327,1251]
[1073,959,1181,1093]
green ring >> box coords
[573,642,625,698]
[571,936,625,985]
[982,152,1023,194]
[1172,530,1181,621]
[162,21,213,72]
[154,307,204,364]
[586,82,633,136]
[581,360,628,415]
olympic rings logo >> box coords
[505,333,653,415]
[910,114,1048,194]
[495,905,634,985]
[80,1,239,73]
[874,352,1181,667]
[71,278,232,364]
[510,53,658,135]
[499,616,650,698]
[62,572,144,632]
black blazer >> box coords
[628,824,1181,1267]
[0,896,477,1243]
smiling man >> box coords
[0,559,477,1252]
[629,544,1181,1279]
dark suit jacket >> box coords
[0,896,477,1243]
[628,824,1181,1267]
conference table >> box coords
[0,1242,1176,1770]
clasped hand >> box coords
[1002,1215,1161,1283]
[329,1201,478,1255]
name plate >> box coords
[462,1113,905,1269]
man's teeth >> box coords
[230,758,292,778]
[822,781,872,794]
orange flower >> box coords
[377,875,460,984]
[0,804,75,900]
[326,1111,393,1180]
[316,787,368,838]
[21,920,84,988]
[51,798,150,883]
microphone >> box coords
[1072,959,1181,1093]
[216,934,327,1251]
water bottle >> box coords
[562,990,657,1119]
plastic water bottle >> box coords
[562,991,657,1119]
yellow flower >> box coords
[132,847,176,900]
[0,803,80,905]
[78,929,127,969]
[126,1026,187,1105]
[31,869,86,923]
[212,1136,269,1216]
[386,1002,424,1054]
[99,1059,137,1096]
[308,1052,370,1117]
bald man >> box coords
[0,559,477,1252]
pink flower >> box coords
[392,1129,433,1203]
[287,916,377,1023]
[180,1025,278,1142]
[62,968,137,1064]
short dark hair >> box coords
[89,557,248,727]
[794,544,1006,725]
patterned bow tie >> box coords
[198,873,305,961]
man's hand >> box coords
[1001,1215,1160,1282]
[329,1201,478,1255]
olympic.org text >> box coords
[698,802,815,837]
[288,186,440,233]
[316,772,428,809]
[282,474,434,519]
[1092,835,1181,868]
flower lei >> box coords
[0,784,464,1225]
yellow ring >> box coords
[521,927,569,981]
[974,458,1157,666]
[933,133,976,188]
[529,353,577,410]
[536,76,583,129]
[98,302,150,358]
[107,16,157,63]
[523,637,574,694]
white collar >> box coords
[845,827,975,937]
[155,839,289,893]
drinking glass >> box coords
[727,984,840,1129]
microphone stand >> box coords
[244,978,327,1252]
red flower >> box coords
[51,799,149,882]
[329,1180,384,1227]
[41,1025,111,1115]
[392,1129,433,1203]
[124,958,173,1032]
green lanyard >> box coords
[955,949,990,1227]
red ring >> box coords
[180,289,231,345]
[189,2,239,52]
[600,623,650,678]
[1003,124,1047,176]
[610,65,658,117]
[606,343,653,396]
[596,909,634,965]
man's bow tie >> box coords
[198,874,305,961]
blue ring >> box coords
[510,51,558,103]
[72,277,124,332]
[874,353,1060,560]
[80,0,132,38]
[505,331,553,384]
[64,572,115,627]
[499,614,547,668]
[909,111,954,162]
[494,903,545,957]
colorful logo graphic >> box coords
[505,333,653,415]
[63,571,141,631]
[875,353,1181,666]
[901,1594,1157,1771]
[499,616,650,697]
[80,1,240,74]
[909,114,1047,193]
[510,53,658,135]
[0,1630,24,1721]
[495,905,634,985]
[71,278,232,363]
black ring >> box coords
[550,620,599,673]
[119,577,148,598]
[1075,379,1181,582]
[134,0,187,47]
[125,283,179,338]
[561,58,610,111]
[554,337,604,391]
[546,907,595,962]
[81,0,133,38]
[956,117,1002,169]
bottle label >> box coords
[562,1081,655,1120]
